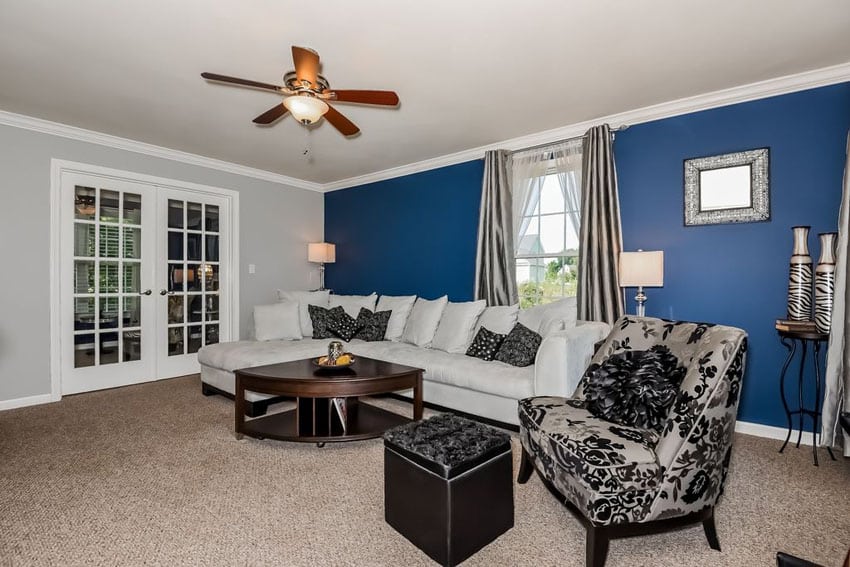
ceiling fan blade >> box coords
[292,46,320,88]
[324,104,360,136]
[201,72,281,92]
[331,90,399,106]
[252,103,289,124]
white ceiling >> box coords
[1,0,850,187]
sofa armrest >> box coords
[533,320,610,397]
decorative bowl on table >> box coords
[313,354,356,369]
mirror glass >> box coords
[699,165,752,211]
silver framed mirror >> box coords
[684,148,769,226]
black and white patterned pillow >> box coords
[494,322,543,367]
[466,327,507,361]
[308,305,346,339]
[582,345,686,432]
[353,308,392,342]
[327,309,361,342]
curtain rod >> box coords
[509,124,629,155]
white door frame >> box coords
[50,159,240,400]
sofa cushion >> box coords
[518,297,578,337]
[376,295,417,341]
[253,301,302,341]
[465,327,506,361]
[582,345,686,432]
[308,305,346,339]
[474,304,519,335]
[198,338,329,372]
[432,300,486,353]
[494,323,542,367]
[329,293,378,318]
[353,308,391,342]
[401,296,448,347]
[277,289,330,337]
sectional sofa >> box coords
[198,291,609,426]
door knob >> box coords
[139,289,152,296]
[159,289,168,296]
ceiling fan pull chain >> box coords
[302,125,311,158]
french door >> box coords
[59,168,233,395]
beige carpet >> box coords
[0,375,848,567]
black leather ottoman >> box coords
[383,414,513,567]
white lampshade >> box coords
[619,250,664,287]
[284,95,329,124]
[308,242,336,264]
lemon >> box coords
[336,354,352,365]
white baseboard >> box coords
[735,420,814,446]
[0,392,61,411]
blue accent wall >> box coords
[325,160,484,300]
[324,82,850,428]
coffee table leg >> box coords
[413,371,424,421]
[234,373,245,440]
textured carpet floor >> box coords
[0,375,848,567]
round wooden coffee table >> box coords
[234,356,424,444]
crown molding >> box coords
[322,61,850,192]
[0,110,324,192]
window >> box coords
[513,142,582,308]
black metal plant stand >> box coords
[777,328,836,466]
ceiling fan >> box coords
[201,46,399,136]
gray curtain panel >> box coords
[822,131,850,456]
[475,149,518,306]
[577,124,624,324]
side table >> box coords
[776,327,836,465]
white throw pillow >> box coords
[401,296,448,347]
[329,293,378,318]
[431,300,487,353]
[376,295,417,341]
[518,296,578,336]
[474,304,519,335]
[276,289,330,337]
[253,301,302,341]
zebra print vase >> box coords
[786,226,813,321]
[815,232,837,334]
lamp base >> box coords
[635,286,647,317]
[318,263,326,291]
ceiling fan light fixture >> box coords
[283,95,329,124]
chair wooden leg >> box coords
[702,508,721,551]
[517,448,534,484]
[586,525,610,567]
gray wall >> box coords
[0,123,323,403]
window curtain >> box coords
[553,141,584,244]
[822,131,850,457]
[474,149,518,306]
[577,123,624,324]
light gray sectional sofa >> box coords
[198,291,609,426]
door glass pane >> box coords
[123,263,140,293]
[186,264,201,292]
[168,231,183,261]
[206,264,219,292]
[123,331,141,362]
[74,261,95,293]
[205,295,219,322]
[101,262,119,293]
[205,235,219,262]
[100,335,118,365]
[100,190,120,222]
[75,335,95,368]
[74,186,97,221]
[187,233,202,261]
[187,202,202,230]
[188,295,203,322]
[74,224,96,257]
[206,324,219,346]
[74,298,95,331]
[123,296,140,327]
[205,205,219,232]
[100,225,119,257]
[168,200,183,228]
[100,297,120,328]
[168,264,185,292]
[123,228,141,259]
[168,295,184,324]
[187,325,202,353]
[168,327,184,356]
[123,193,141,224]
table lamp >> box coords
[308,242,336,291]
[619,250,664,317]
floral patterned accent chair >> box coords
[517,316,748,567]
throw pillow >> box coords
[353,308,392,342]
[465,327,507,361]
[401,296,448,347]
[518,296,578,337]
[329,293,378,318]
[431,300,487,353]
[327,309,361,342]
[376,295,417,341]
[308,304,346,339]
[582,345,687,432]
[277,289,331,337]
[253,301,302,341]
[494,322,543,367]
[474,304,519,335]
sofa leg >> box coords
[517,448,534,484]
[244,400,269,418]
[586,525,610,567]
[702,508,721,551]
[201,383,217,397]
